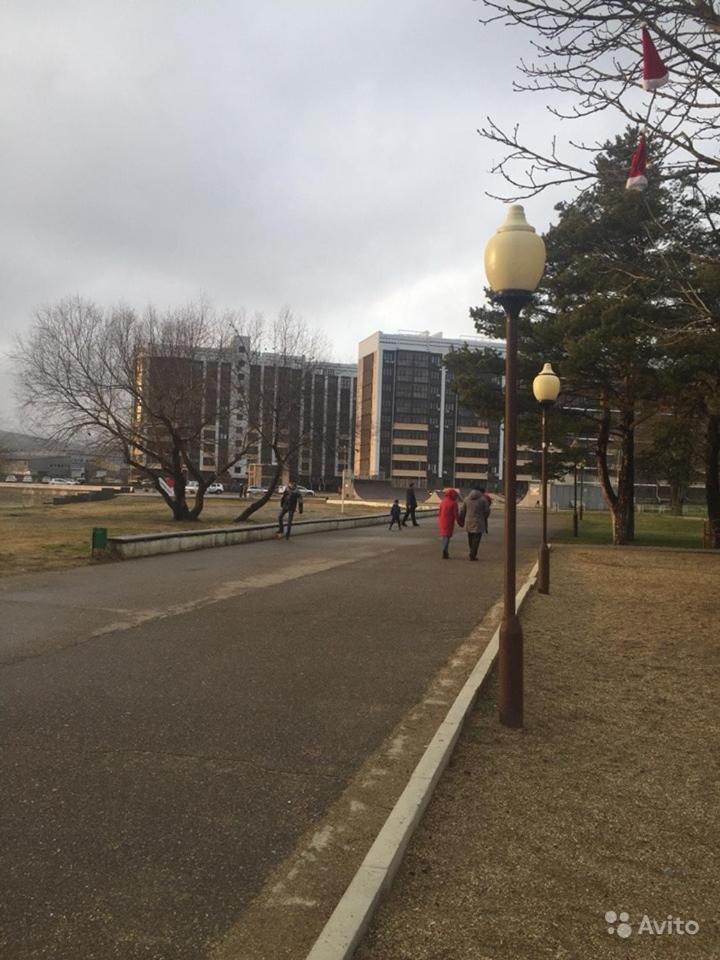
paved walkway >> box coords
[1,510,548,959]
[356,545,720,960]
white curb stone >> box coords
[305,561,540,960]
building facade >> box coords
[354,331,504,488]
[246,357,356,490]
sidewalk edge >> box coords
[304,561,539,960]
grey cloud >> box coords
[0,1,618,425]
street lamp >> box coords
[532,362,561,595]
[570,442,579,537]
[485,205,546,729]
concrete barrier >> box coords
[107,508,440,560]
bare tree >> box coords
[233,308,329,522]
[14,297,252,520]
[477,1,720,198]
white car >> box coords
[185,481,199,494]
[4,474,17,482]
[49,478,72,485]
[207,482,224,494]
[279,485,314,496]
[246,486,268,496]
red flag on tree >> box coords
[641,26,669,91]
[626,133,648,191]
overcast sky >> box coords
[0,1,620,430]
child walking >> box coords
[389,499,402,531]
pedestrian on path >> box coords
[277,481,303,540]
[402,482,419,527]
[389,499,402,531]
[459,482,490,561]
[479,486,492,533]
[438,488,463,558]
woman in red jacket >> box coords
[438,488,462,559]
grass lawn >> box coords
[359,546,720,959]
[0,491,384,578]
[555,509,707,549]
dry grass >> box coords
[357,545,720,959]
[0,491,379,577]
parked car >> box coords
[49,477,72,485]
[246,486,268,496]
[185,481,199,494]
[278,484,315,496]
[206,482,224,494]
[4,474,18,482]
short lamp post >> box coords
[532,363,561,595]
[485,205,546,729]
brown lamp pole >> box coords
[573,461,579,536]
[485,206,546,729]
[532,363,561,595]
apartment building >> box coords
[246,356,356,490]
[354,331,504,488]
[135,336,356,489]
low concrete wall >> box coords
[107,508,439,560]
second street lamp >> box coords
[532,362,561,595]
[485,205,546,729]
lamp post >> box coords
[579,460,585,520]
[485,205,546,729]
[573,461,579,536]
[532,363,561,595]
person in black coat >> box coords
[402,482,419,527]
[389,499,402,531]
[277,482,304,539]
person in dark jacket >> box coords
[402,482,419,526]
[277,482,303,540]
[459,483,491,560]
[389,499,402,531]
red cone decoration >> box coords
[641,26,669,91]
[626,133,648,191]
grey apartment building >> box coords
[354,331,504,488]
[246,356,356,490]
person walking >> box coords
[438,488,462,558]
[402,482,419,527]
[459,482,491,561]
[277,481,304,540]
[479,486,492,533]
[389,499,402,531]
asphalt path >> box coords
[1,510,549,959]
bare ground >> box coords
[0,493,377,577]
[356,545,720,960]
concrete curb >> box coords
[106,509,439,560]
[304,561,539,960]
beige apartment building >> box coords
[354,331,507,489]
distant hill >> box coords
[0,430,55,453]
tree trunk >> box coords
[234,462,285,523]
[596,398,635,545]
[670,480,684,516]
[705,413,720,549]
[614,408,635,544]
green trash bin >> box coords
[92,527,108,556]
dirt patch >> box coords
[356,545,720,959]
